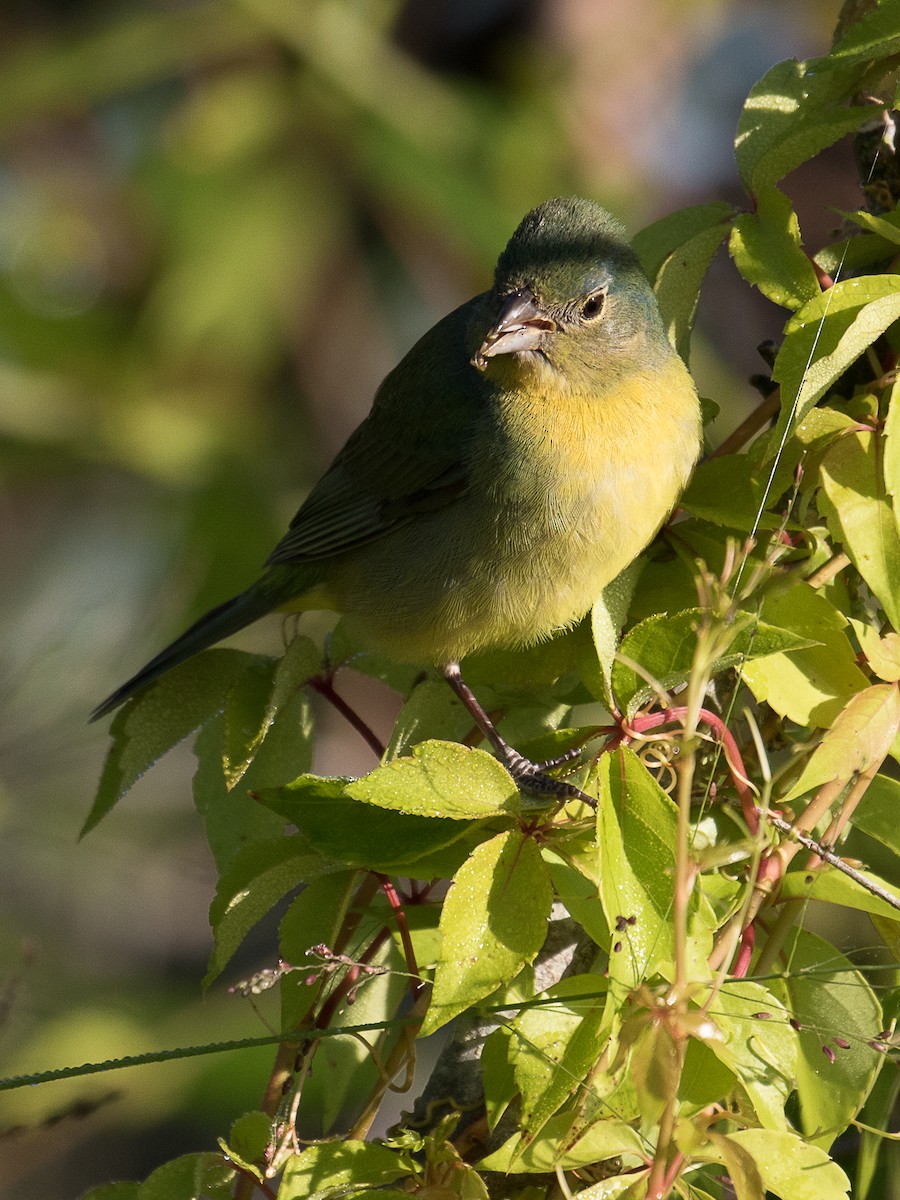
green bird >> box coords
[93,197,701,796]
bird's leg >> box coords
[442,662,592,803]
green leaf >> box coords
[259,774,481,879]
[633,201,735,283]
[679,454,781,529]
[855,1052,898,1200]
[711,980,797,1131]
[585,560,643,708]
[882,373,900,531]
[781,683,900,804]
[612,608,812,718]
[597,749,684,988]
[741,582,869,726]
[819,431,900,631]
[279,871,361,1029]
[479,1110,644,1173]
[204,835,332,987]
[222,634,319,788]
[508,975,608,1135]
[652,220,731,361]
[226,1110,271,1167]
[841,206,900,247]
[769,276,900,452]
[423,830,552,1035]
[278,1142,410,1200]
[192,707,304,874]
[567,1180,637,1200]
[729,187,820,310]
[705,1130,765,1200]
[769,928,883,1151]
[830,1,900,65]
[136,1153,234,1200]
[735,56,876,196]
[631,1019,681,1126]
[780,865,900,923]
[346,739,520,819]
[679,1036,737,1113]
[722,1130,849,1199]
[84,648,260,835]
[80,1187,140,1200]
[386,677,474,760]
[851,771,900,855]
[294,935,409,1137]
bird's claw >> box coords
[501,748,594,806]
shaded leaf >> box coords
[258,774,481,879]
[278,1142,410,1200]
[204,836,332,987]
[735,56,876,196]
[769,929,882,1151]
[612,608,812,718]
[84,649,259,835]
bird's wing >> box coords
[266,302,483,566]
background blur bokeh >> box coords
[0,1,856,1194]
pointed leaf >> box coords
[729,187,820,310]
[346,739,520,819]
[423,830,552,1034]
[782,683,900,804]
[205,836,332,986]
[819,431,900,631]
[735,56,876,195]
[770,277,900,452]
[769,929,882,1150]
[613,608,813,718]
[84,649,260,834]
[585,560,643,708]
[278,1142,410,1200]
[258,774,481,879]
[741,582,869,726]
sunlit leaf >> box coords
[729,187,820,310]
[819,431,900,631]
[769,277,900,452]
[423,830,552,1034]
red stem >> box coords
[625,706,757,833]
[309,674,386,760]
[375,873,425,999]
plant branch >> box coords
[309,673,386,759]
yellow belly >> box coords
[327,358,699,665]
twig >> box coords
[763,809,900,914]
[710,390,781,459]
[308,673,386,759]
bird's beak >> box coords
[473,288,557,370]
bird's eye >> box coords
[581,290,606,320]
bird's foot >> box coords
[500,747,594,806]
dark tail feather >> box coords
[91,583,280,721]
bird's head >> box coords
[472,197,670,387]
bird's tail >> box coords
[91,578,287,721]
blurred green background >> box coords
[0,0,852,1195]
